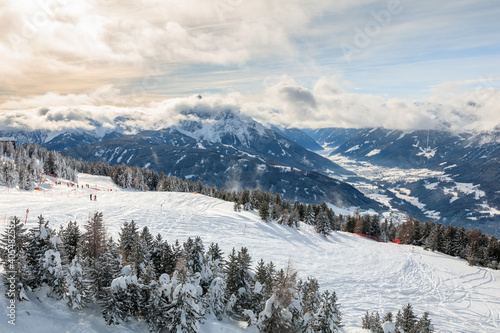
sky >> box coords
[0,0,499,130]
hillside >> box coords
[0,111,383,211]
[301,127,500,235]
[1,174,500,332]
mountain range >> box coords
[2,111,499,234]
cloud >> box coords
[1,78,498,133]
[0,0,337,96]
[245,76,500,131]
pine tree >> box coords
[425,224,443,252]
[167,283,204,333]
[90,238,122,302]
[315,210,331,236]
[82,212,107,262]
[257,261,297,332]
[140,226,154,254]
[414,311,433,332]
[235,247,254,312]
[102,275,142,324]
[138,261,157,319]
[206,242,224,278]
[145,277,172,332]
[299,277,321,333]
[43,248,66,299]
[0,217,30,300]
[313,290,342,332]
[25,215,54,289]
[240,190,251,210]
[184,237,205,275]
[465,240,481,266]
[397,303,417,332]
[66,255,88,309]
[362,311,370,329]
[305,205,316,225]
[2,160,18,188]
[60,221,81,263]
[224,248,241,316]
[450,227,466,258]
[206,276,227,320]
[384,311,393,322]
[119,220,139,265]
[255,259,274,299]
[259,202,271,222]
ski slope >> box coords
[1,173,500,332]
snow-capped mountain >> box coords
[0,111,381,210]
[304,127,500,234]
[269,125,324,152]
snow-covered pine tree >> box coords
[361,311,383,333]
[259,201,271,222]
[119,220,139,265]
[396,303,417,332]
[315,210,331,236]
[25,215,53,289]
[60,221,81,263]
[305,204,316,225]
[145,274,173,332]
[91,237,122,302]
[384,311,393,323]
[299,277,321,332]
[66,255,88,309]
[2,160,18,188]
[18,165,30,190]
[150,236,177,278]
[43,150,58,176]
[26,217,66,299]
[102,275,142,325]
[450,227,466,258]
[257,261,297,332]
[140,226,154,254]
[205,276,227,320]
[224,248,241,316]
[167,283,204,333]
[313,290,342,333]
[414,311,433,333]
[236,247,254,312]
[138,261,157,319]
[43,248,66,299]
[288,208,300,229]
[206,242,224,278]
[81,212,107,262]
[0,216,30,301]
[240,190,251,210]
[184,236,206,275]
[425,224,443,252]
[486,236,500,269]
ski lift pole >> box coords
[25,208,29,224]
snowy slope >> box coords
[1,174,500,332]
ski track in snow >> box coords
[1,174,500,332]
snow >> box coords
[416,146,437,159]
[345,145,360,153]
[424,182,439,190]
[443,182,486,201]
[1,173,500,332]
[365,149,381,157]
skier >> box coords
[94,195,97,201]
[90,194,92,201]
